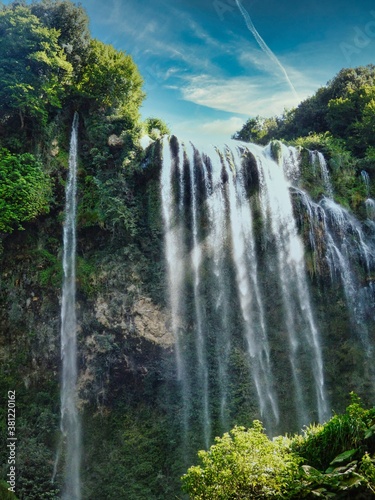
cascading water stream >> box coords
[251,144,328,425]
[59,112,81,500]
[225,146,279,430]
[186,143,211,449]
[161,138,336,442]
[297,192,375,357]
[361,170,375,221]
[201,146,232,430]
[311,150,334,198]
[160,139,190,447]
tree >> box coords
[30,0,91,75]
[233,65,375,158]
[0,148,51,233]
[0,4,72,128]
[232,116,279,144]
[181,422,301,499]
[182,397,375,499]
[77,39,144,120]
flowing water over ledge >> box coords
[59,112,81,500]
[160,137,375,444]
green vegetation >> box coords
[0,4,73,130]
[0,148,51,232]
[182,421,302,499]
[182,395,375,499]
[0,1,374,499]
[234,65,375,160]
[233,65,375,213]
[144,117,170,140]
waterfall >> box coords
[202,146,232,431]
[361,170,375,221]
[59,112,81,500]
[254,144,328,425]
[185,143,211,448]
[298,193,375,354]
[160,139,190,448]
[225,146,279,430]
[160,137,336,440]
[361,170,371,196]
[311,150,334,198]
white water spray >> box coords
[59,112,81,500]
[186,143,211,449]
[252,143,328,425]
[235,0,299,100]
[160,138,190,447]
[226,146,279,429]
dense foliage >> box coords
[182,396,375,499]
[233,65,375,160]
[182,421,302,499]
[0,0,148,238]
[0,0,144,148]
[0,148,51,233]
[1,2,375,499]
[0,3,73,130]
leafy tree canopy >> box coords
[0,3,73,128]
[144,117,170,140]
[233,65,375,159]
[77,39,144,121]
[182,421,302,499]
[29,0,91,73]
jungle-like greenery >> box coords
[0,1,374,499]
[233,65,375,161]
[182,395,375,499]
[233,65,375,214]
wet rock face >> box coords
[131,297,174,347]
[0,223,175,412]
[94,292,173,341]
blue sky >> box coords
[8,0,375,143]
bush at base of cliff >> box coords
[182,396,375,499]
[181,421,302,499]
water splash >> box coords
[59,112,81,500]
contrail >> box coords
[235,0,299,100]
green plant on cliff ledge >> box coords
[0,148,52,233]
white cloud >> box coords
[199,116,245,135]
[180,75,301,116]
[170,117,245,146]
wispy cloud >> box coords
[171,116,246,145]
[179,74,314,117]
[199,116,245,135]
